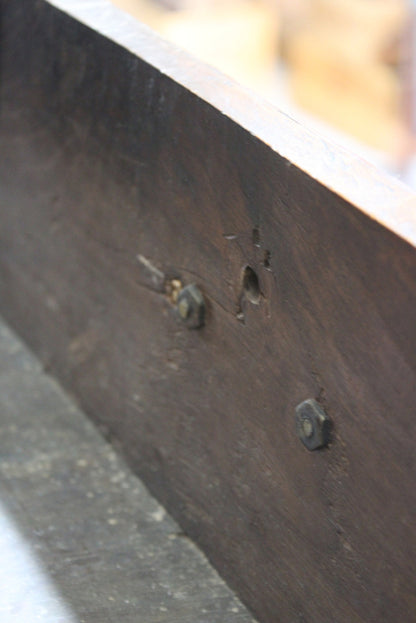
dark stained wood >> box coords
[1,2,416,622]
[0,318,255,623]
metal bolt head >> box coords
[176,284,205,329]
[295,399,331,451]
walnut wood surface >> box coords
[50,0,416,248]
[1,2,416,622]
[0,319,255,623]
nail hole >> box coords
[252,228,261,247]
[242,266,261,304]
[263,250,271,269]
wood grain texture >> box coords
[0,319,254,623]
[1,2,416,622]
[50,0,416,247]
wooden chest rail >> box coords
[1,1,416,621]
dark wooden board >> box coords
[0,319,254,622]
[1,2,416,622]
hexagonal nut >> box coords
[176,284,205,329]
[295,399,331,451]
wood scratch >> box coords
[136,254,166,292]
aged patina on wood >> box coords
[1,1,415,622]
[0,319,255,623]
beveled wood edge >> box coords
[49,0,416,249]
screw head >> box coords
[295,399,331,451]
[176,284,205,329]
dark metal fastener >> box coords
[176,284,205,329]
[295,399,331,451]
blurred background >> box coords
[110,0,416,189]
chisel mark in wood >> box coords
[262,250,271,270]
[252,228,261,247]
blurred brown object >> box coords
[111,0,279,93]
[397,3,416,185]
[286,0,408,150]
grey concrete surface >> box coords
[0,319,256,623]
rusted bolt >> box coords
[295,399,331,451]
[176,284,205,329]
